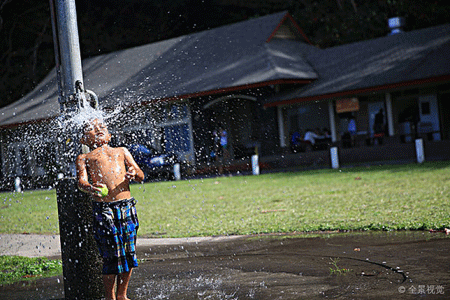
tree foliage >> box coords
[1,0,449,108]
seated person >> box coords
[304,129,321,145]
[322,128,331,138]
[291,132,302,146]
[290,131,304,152]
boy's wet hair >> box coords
[80,118,110,146]
[81,118,106,133]
[81,120,93,133]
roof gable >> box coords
[266,13,313,44]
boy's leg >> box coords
[103,274,117,300]
[116,269,132,300]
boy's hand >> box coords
[125,166,137,181]
[92,183,107,198]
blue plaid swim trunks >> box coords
[92,198,139,274]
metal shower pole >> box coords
[49,0,103,298]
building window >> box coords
[421,101,430,115]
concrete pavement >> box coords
[0,233,244,258]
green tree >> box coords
[1,0,449,108]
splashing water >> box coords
[57,102,123,133]
[2,89,189,192]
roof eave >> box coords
[264,74,450,108]
[0,116,55,130]
[121,78,314,108]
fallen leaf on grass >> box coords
[23,274,42,278]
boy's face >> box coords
[81,118,111,147]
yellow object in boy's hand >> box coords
[98,186,108,197]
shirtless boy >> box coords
[76,118,144,300]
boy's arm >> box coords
[76,154,102,196]
[123,147,145,182]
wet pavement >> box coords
[1,231,449,299]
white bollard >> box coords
[173,163,181,180]
[415,138,425,163]
[251,154,260,175]
[14,177,22,193]
[330,147,339,169]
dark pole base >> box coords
[56,178,103,300]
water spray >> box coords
[61,80,99,113]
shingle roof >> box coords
[4,11,448,127]
[0,11,317,127]
[265,23,450,107]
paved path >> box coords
[0,234,61,258]
[0,234,243,258]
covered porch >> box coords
[195,137,450,176]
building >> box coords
[0,11,449,188]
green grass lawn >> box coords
[1,162,450,237]
[0,256,62,285]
